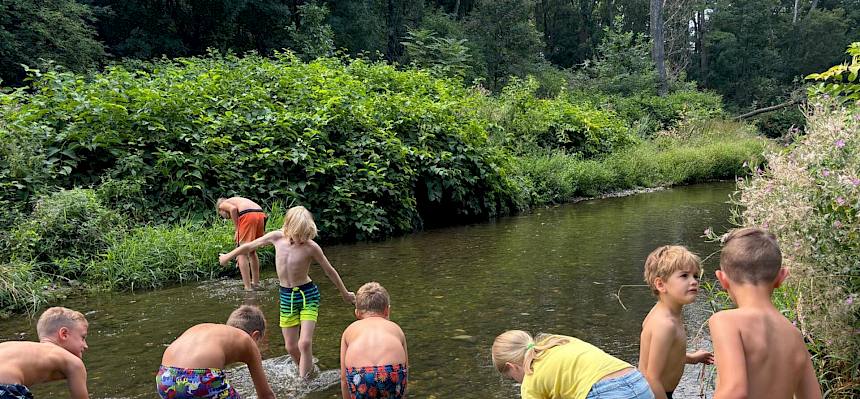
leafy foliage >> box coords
[401,28,472,80]
[806,42,860,103]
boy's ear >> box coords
[715,269,730,290]
[383,305,391,319]
[354,309,361,320]
[654,276,667,293]
[772,267,789,288]
[250,330,262,342]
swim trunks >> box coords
[235,209,266,245]
[155,365,239,399]
[666,391,673,399]
[344,364,407,399]
[0,384,32,399]
[279,282,320,328]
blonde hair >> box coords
[282,206,317,242]
[226,305,266,336]
[492,330,571,375]
[36,307,88,338]
[643,245,702,296]
[720,227,782,284]
[216,198,226,210]
[356,282,389,315]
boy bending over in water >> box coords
[340,282,408,399]
[156,305,275,399]
[639,245,713,399]
[220,205,355,379]
[709,227,821,399]
[0,307,90,399]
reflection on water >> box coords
[226,355,340,398]
[0,182,734,398]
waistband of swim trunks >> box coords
[345,364,407,374]
[280,281,316,291]
[158,365,226,374]
[237,208,265,217]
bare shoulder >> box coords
[643,307,680,334]
[708,309,742,326]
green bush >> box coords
[8,189,125,278]
[0,52,516,241]
[0,260,58,316]
[753,107,806,139]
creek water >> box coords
[0,182,734,398]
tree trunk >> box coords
[699,9,708,87]
[792,0,800,24]
[650,0,668,95]
[454,0,461,19]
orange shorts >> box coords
[235,209,266,245]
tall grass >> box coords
[512,119,769,205]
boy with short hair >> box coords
[0,306,90,399]
[639,245,714,399]
[156,305,275,399]
[217,196,267,291]
[340,282,408,399]
[220,205,355,380]
[709,227,822,399]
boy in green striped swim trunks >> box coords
[221,205,355,379]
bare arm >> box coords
[220,231,280,265]
[63,355,89,399]
[312,242,355,303]
[686,350,714,364]
[340,329,350,399]
[237,335,276,399]
[641,322,672,399]
[710,313,749,399]
[219,202,240,226]
[401,327,409,398]
[795,353,822,399]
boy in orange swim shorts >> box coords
[217,197,267,291]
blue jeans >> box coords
[585,369,654,399]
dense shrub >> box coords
[0,260,58,316]
[7,189,125,278]
[732,103,859,396]
[491,77,635,156]
[0,52,515,240]
[753,107,806,139]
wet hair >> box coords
[282,206,317,242]
[356,282,389,315]
[492,330,571,375]
[643,245,702,296]
[226,305,266,336]
[36,307,88,338]
[720,227,782,284]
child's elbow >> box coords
[714,386,748,399]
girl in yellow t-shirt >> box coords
[492,330,654,399]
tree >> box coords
[0,0,104,85]
[649,0,668,95]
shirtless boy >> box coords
[0,307,89,399]
[220,205,355,379]
[156,305,275,399]
[639,245,713,399]
[218,196,267,291]
[709,227,821,399]
[340,282,408,399]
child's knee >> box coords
[298,337,313,353]
[285,340,300,353]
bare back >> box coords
[710,308,819,399]
[341,317,408,367]
[222,197,262,212]
[161,324,254,369]
[639,305,687,391]
[0,341,85,387]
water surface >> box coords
[0,182,733,398]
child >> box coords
[492,330,654,399]
[217,196,267,291]
[220,205,355,379]
[155,305,275,399]
[340,282,408,399]
[638,245,714,399]
[709,227,822,399]
[0,307,90,399]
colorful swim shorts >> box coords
[279,282,320,328]
[155,365,239,399]
[344,364,407,399]
[0,384,33,399]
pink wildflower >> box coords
[847,295,855,305]
[822,169,830,177]
[836,197,846,206]
[852,178,860,186]
[835,139,846,148]
[834,220,843,228]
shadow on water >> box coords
[0,182,735,398]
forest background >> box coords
[0,0,858,395]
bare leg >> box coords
[236,252,252,291]
[249,250,261,288]
[283,326,301,371]
[298,320,317,379]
